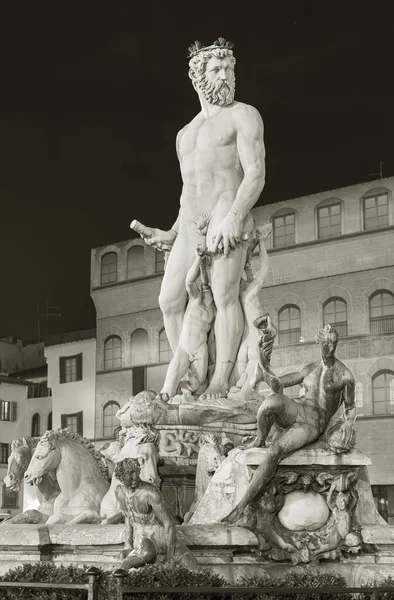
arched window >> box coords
[103,401,120,438]
[131,328,148,366]
[372,370,394,415]
[278,305,301,345]
[104,335,122,370]
[47,412,52,430]
[131,329,148,366]
[369,291,394,333]
[101,252,118,285]
[363,192,389,230]
[317,200,342,239]
[127,246,145,279]
[159,328,173,362]
[155,249,165,273]
[323,298,348,338]
[272,210,296,248]
[31,413,40,437]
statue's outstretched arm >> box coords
[280,363,314,388]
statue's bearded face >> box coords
[194,54,235,106]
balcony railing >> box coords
[329,321,348,338]
[370,315,394,334]
[278,328,302,345]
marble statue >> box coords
[115,458,198,569]
[223,323,357,524]
[157,246,216,402]
[228,223,271,398]
[100,423,160,523]
[131,37,266,401]
[2,437,60,524]
[25,429,110,524]
[183,432,225,523]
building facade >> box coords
[0,374,51,518]
[45,330,96,440]
[91,177,394,522]
[0,338,45,376]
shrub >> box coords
[0,562,228,600]
[0,563,91,600]
[236,570,352,600]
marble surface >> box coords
[277,490,330,531]
[235,441,372,466]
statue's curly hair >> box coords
[188,46,235,93]
[315,323,339,345]
[114,457,140,484]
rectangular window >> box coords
[372,485,394,526]
[318,203,341,238]
[0,444,9,464]
[155,250,165,273]
[0,401,10,421]
[2,484,18,509]
[27,381,51,399]
[59,353,83,384]
[61,411,83,435]
[364,194,389,230]
[273,213,295,248]
[132,366,147,395]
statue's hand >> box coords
[144,228,177,250]
[339,420,354,445]
[212,213,243,257]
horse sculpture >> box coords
[25,428,110,524]
[183,432,225,523]
[2,437,60,524]
[100,423,160,523]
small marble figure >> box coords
[157,245,216,402]
[223,324,356,524]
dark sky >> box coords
[1,1,393,341]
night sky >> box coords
[1,2,393,341]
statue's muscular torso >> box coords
[177,101,254,239]
[297,359,354,433]
[124,488,158,525]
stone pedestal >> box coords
[0,522,393,586]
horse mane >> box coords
[40,429,109,480]
[11,437,39,453]
[124,423,159,446]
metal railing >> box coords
[112,571,394,600]
[0,566,99,599]
[278,328,302,346]
[1,568,393,600]
[329,321,348,338]
[370,315,394,334]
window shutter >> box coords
[59,357,66,384]
[60,414,67,428]
[77,411,83,436]
[76,353,83,381]
[10,402,17,422]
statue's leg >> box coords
[160,347,190,398]
[200,245,247,399]
[159,233,197,352]
[250,361,264,389]
[243,391,297,449]
[121,536,157,569]
[222,423,318,524]
[190,344,209,393]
